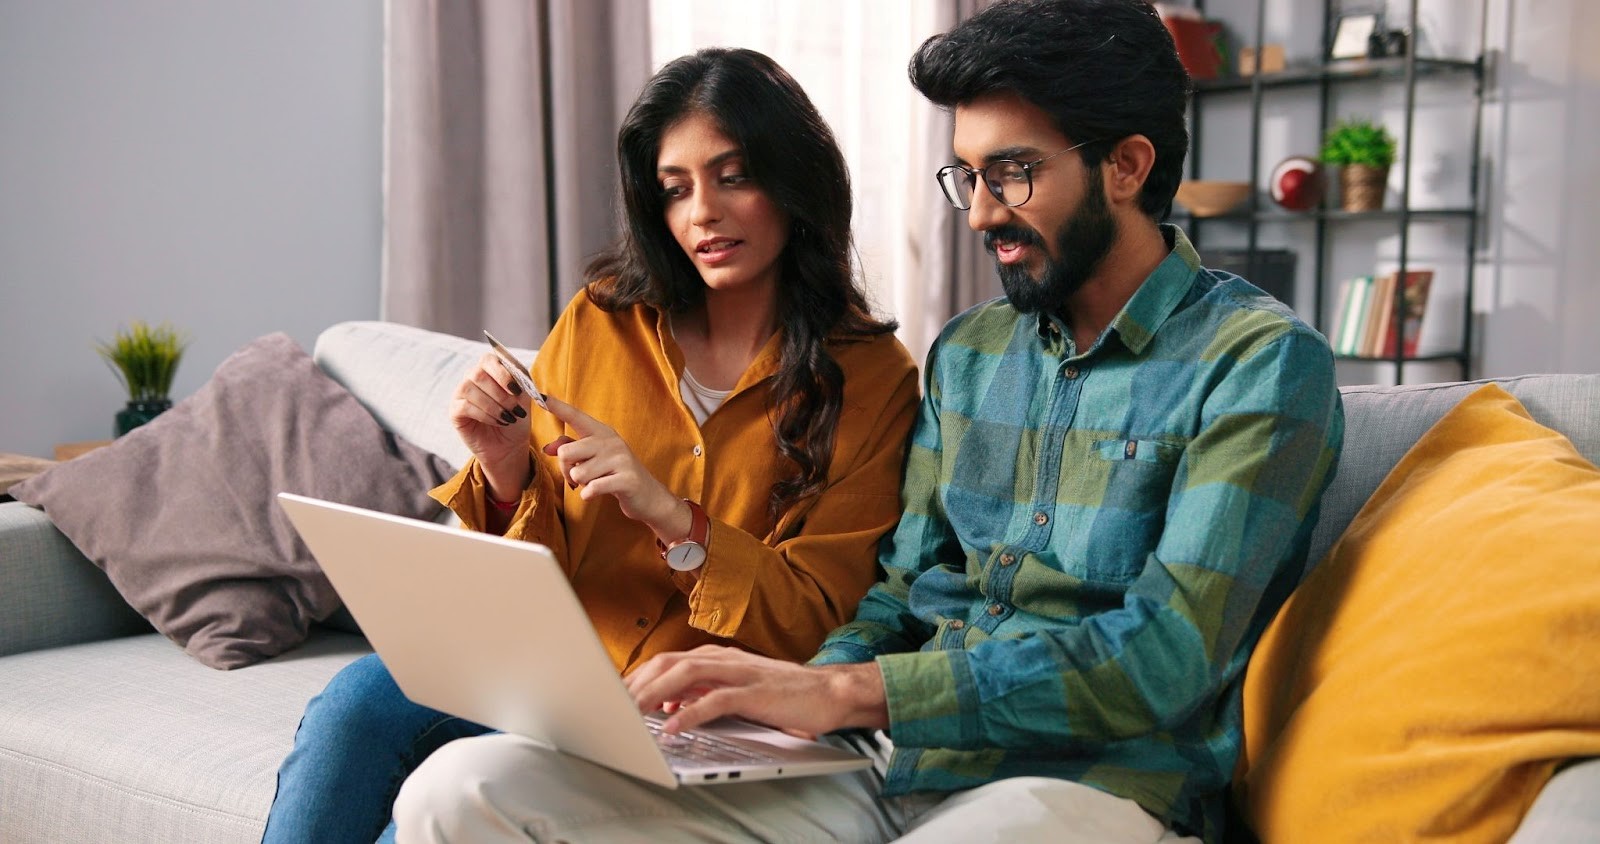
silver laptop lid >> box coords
[278,492,871,787]
[276,492,678,787]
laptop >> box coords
[276,492,871,788]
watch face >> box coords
[666,541,706,572]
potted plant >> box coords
[1320,118,1397,212]
[97,320,189,435]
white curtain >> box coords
[382,0,649,348]
[650,0,998,366]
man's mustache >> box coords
[983,224,1045,255]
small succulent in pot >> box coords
[97,320,189,434]
[1319,118,1397,169]
[1320,118,1397,212]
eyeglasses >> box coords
[935,138,1100,210]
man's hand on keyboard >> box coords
[625,645,890,737]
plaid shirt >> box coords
[813,227,1343,840]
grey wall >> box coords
[1477,0,1600,379]
[0,0,383,458]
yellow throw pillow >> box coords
[1235,383,1600,843]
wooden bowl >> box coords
[1176,180,1252,217]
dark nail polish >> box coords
[509,381,523,396]
[500,409,516,424]
[512,405,527,419]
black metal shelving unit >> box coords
[1181,0,1489,384]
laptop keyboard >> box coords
[644,717,782,767]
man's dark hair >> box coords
[910,0,1192,219]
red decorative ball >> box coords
[1271,156,1325,211]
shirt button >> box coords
[999,553,1016,566]
[987,603,1004,616]
[691,445,702,457]
[1033,511,1049,526]
[635,617,650,629]
[1063,366,1079,379]
[948,619,965,630]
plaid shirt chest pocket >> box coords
[1055,436,1188,584]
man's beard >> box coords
[985,174,1117,315]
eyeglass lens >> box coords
[938,161,1032,210]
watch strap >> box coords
[657,499,709,561]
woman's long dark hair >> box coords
[586,48,896,522]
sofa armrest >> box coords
[0,501,149,657]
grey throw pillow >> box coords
[12,333,452,669]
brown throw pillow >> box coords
[12,333,452,669]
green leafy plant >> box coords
[1320,118,1398,167]
[97,321,189,402]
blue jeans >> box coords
[261,653,493,844]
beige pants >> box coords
[393,732,1202,844]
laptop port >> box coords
[727,772,741,780]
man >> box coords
[393,1,1343,841]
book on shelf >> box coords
[1332,275,1372,355]
[1327,279,1353,349]
[1332,269,1434,358]
[1380,269,1434,358]
[1154,5,1224,80]
[1361,271,1397,357]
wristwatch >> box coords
[657,499,710,572]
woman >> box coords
[262,48,918,843]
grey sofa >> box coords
[0,320,1595,843]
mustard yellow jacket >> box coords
[432,292,918,673]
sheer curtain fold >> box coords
[941,0,1002,329]
[382,0,645,348]
[910,0,1000,361]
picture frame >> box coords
[1329,12,1381,60]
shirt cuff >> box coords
[809,641,877,666]
[683,516,760,638]
[428,447,542,533]
[878,649,980,749]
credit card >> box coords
[482,330,547,409]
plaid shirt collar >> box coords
[1032,224,1202,358]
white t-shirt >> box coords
[679,368,731,426]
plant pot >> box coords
[1339,163,1390,212]
[115,399,172,437]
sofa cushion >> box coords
[1236,383,1600,843]
[1306,373,1600,574]
[0,632,369,844]
[10,334,452,669]
[312,321,538,472]
[1507,758,1600,843]
[0,501,149,659]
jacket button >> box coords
[1033,511,1048,526]
[949,619,965,630]
[635,617,650,629]
[999,553,1016,566]
[1064,366,1079,379]
[987,603,1004,616]
[692,445,703,457]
